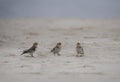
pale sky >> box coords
[0,0,120,18]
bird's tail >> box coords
[21,52,23,55]
[51,49,53,52]
[51,47,55,52]
[20,50,27,55]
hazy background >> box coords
[0,0,120,18]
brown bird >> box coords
[21,42,38,57]
[51,42,62,56]
[76,42,84,57]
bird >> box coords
[21,42,38,57]
[51,42,62,56]
[76,42,84,57]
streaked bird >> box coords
[51,42,62,56]
[76,42,84,57]
[21,42,38,57]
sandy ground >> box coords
[0,18,120,82]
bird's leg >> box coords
[30,52,34,57]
